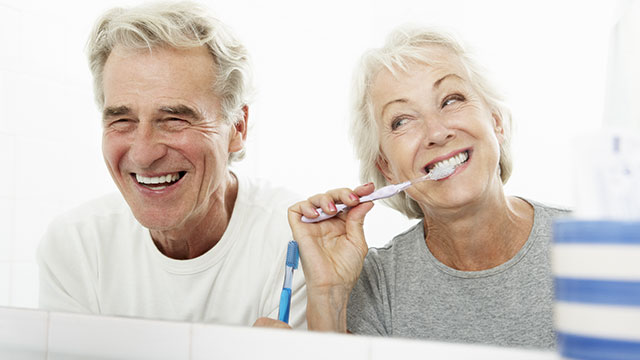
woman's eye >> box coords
[442,94,465,108]
[391,117,408,130]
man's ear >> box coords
[375,154,395,183]
[229,105,249,153]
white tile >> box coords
[3,73,68,139]
[0,197,15,261]
[0,6,23,75]
[48,312,191,360]
[0,133,16,198]
[10,262,38,309]
[14,135,107,205]
[0,306,48,360]
[369,336,558,360]
[13,198,58,262]
[191,324,371,360]
[0,263,10,306]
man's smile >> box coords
[133,172,186,190]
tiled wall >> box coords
[0,2,118,309]
[0,307,557,360]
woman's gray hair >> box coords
[87,1,252,163]
[350,25,513,219]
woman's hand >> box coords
[288,183,375,332]
[253,317,292,329]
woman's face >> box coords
[371,46,505,213]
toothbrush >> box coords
[278,240,299,324]
[301,165,455,223]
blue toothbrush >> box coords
[278,241,299,324]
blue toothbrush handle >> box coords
[278,288,292,323]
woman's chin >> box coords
[416,188,486,214]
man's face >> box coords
[101,45,245,231]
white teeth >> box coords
[432,151,468,170]
[136,173,180,185]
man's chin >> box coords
[132,211,184,233]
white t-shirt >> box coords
[37,173,307,328]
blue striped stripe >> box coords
[555,277,640,306]
[553,220,640,244]
[557,332,640,360]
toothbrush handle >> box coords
[301,203,348,223]
[278,288,292,323]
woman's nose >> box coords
[422,116,455,148]
[128,123,167,169]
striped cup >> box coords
[553,220,640,359]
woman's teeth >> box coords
[136,173,181,189]
[431,151,469,171]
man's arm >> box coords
[37,221,99,314]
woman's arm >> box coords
[287,183,375,332]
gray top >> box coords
[347,199,570,349]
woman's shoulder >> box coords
[522,197,572,218]
[366,220,425,262]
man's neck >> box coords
[150,172,239,260]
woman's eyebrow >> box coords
[433,73,464,89]
[381,98,408,118]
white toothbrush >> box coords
[301,165,455,223]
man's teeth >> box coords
[136,173,180,185]
[432,151,468,170]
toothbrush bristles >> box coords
[428,166,455,180]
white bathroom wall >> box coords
[0,0,617,309]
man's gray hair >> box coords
[87,1,252,162]
[350,25,513,219]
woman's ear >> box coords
[375,154,395,183]
[492,112,505,145]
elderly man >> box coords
[37,1,306,328]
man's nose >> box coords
[422,116,455,148]
[128,123,167,169]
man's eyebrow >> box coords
[159,105,202,120]
[103,105,131,119]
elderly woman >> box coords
[288,26,569,349]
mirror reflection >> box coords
[0,0,620,349]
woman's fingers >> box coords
[290,188,361,221]
[288,182,377,226]
[345,201,374,254]
[353,182,375,197]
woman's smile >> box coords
[423,148,471,178]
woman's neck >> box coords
[423,194,534,271]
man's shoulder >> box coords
[236,173,301,213]
[49,192,133,228]
[39,193,139,260]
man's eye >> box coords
[109,119,133,130]
[163,118,190,130]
